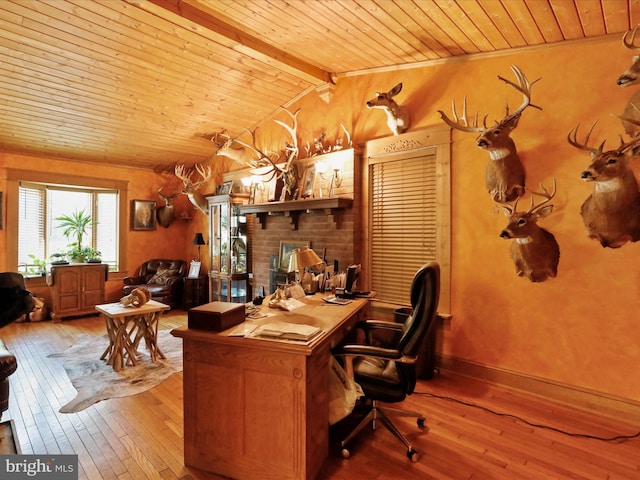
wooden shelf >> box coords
[238,197,353,230]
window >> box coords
[5,169,128,276]
[18,182,119,273]
[365,127,451,313]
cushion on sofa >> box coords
[149,268,178,285]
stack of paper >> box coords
[252,322,323,342]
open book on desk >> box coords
[248,321,323,343]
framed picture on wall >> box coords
[131,199,156,231]
[217,181,233,195]
[279,240,310,271]
[300,163,316,198]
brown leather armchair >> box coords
[122,259,188,309]
[0,339,17,420]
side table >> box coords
[183,275,208,309]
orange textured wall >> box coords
[248,36,640,402]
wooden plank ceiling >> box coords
[0,0,639,170]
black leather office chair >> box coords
[333,262,440,462]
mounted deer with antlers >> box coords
[366,82,409,136]
[499,180,560,282]
[568,123,640,248]
[174,163,212,215]
[438,65,541,203]
[156,187,178,228]
[616,25,640,138]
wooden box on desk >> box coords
[188,302,245,331]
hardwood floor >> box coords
[1,311,639,479]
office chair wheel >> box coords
[417,417,425,428]
[341,448,351,459]
[407,449,419,463]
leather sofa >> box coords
[122,259,188,309]
[0,272,36,328]
[0,339,17,420]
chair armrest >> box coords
[124,275,147,285]
[334,344,402,360]
[0,341,17,379]
[164,276,185,288]
[357,319,404,332]
[355,319,404,346]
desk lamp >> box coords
[192,232,206,261]
[288,247,323,293]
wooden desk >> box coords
[171,294,369,480]
[96,300,170,371]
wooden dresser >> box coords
[47,263,108,321]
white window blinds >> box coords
[18,184,46,266]
[370,152,437,303]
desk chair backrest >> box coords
[396,262,440,393]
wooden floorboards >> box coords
[1,311,639,479]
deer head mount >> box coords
[438,65,541,203]
[617,26,640,87]
[617,26,640,138]
[568,122,640,248]
[366,82,409,136]
[156,187,178,228]
[174,163,212,215]
[499,180,560,282]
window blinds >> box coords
[370,152,437,303]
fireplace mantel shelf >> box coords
[238,197,353,230]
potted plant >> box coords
[50,252,69,265]
[54,209,98,263]
[26,254,47,276]
[82,247,102,263]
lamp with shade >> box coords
[192,232,206,261]
[288,247,324,293]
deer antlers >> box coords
[567,122,640,156]
[622,25,640,50]
[438,65,541,132]
[504,179,556,216]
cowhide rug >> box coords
[49,329,183,413]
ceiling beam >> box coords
[142,0,333,86]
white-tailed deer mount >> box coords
[500,180,560,282]
[174,163,212,215]
[568,123,640,248]
[617,26,640,87]
[438,65,541,203]
[617,26,640,138]
[366,82,409,136]
[156,187,178,228]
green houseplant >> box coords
[54,209,98,263]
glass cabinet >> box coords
[207,193,251,303]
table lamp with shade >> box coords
[288,247,324,293]
[193,232,206,261]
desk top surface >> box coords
[172,294,368,352]
[95,299,170,317]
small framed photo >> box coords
[300,164,316,198]
[188,261,201,279]
[217,181,233,195]
[131,199,156,231]
[279,240,310,271]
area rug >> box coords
[49,329,183,413]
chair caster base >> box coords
[407,449,419,462]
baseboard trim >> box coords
[438,354,640,423]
